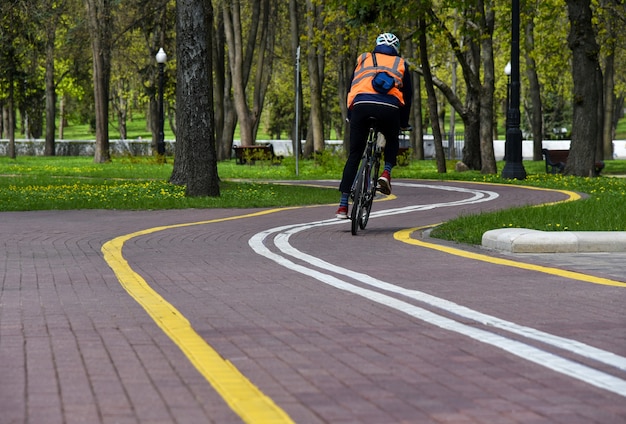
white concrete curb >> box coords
[482,228,626,253]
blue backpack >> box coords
[371,53,396,94]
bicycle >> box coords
[350,117,384,235]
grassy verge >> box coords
[429,174,626,244]
[1,155,625,247]
[0,156,338,211]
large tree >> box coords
[84,0,113,163]
[419,18,446,173]
[170,0,219,196]
[212,5,236,160]
[425,3,495,172]
[598,0,623,160]
[522,3,544,161]
[477,0,497,174]
[304,0,325,156]
[564,0,602,177]
[43,0,60,156]
[222,0,274,147]
[0,0,23,159]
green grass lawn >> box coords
[0,156,338,211]
[1,155,625,246]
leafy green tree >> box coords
[521,0,544,160]
[211,0,234,160]
[564,0,602,176]
[597,0,624,159]
[304,0,325,155]
[222,0,275,147]
[419,17,446,172]
[84,0,114,162]
[0,0,32,158]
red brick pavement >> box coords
[1,181,624,423]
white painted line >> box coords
[249,183,626,397]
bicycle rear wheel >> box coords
[350,163,367,235]
[359,156,379,230]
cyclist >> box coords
[336,32,413,219]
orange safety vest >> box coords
[347,52,406,109]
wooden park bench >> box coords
[233,144,278,165]
[542,148,605,176]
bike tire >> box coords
[351,164,366,235]
[359,157,379,230]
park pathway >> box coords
[1,180,625,423]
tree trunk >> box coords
[7,86,16,159]
[44,20,56,156]
[289,0,306,157]
[222,0,270,148]
[251,0,274,138]
[420,20,446,173]
[170,0,219,197]
[457,12,481,170]
[288,0,303,157]
[85,0,112,163]
[478,0,496,174]
[212,10,238,160]
[462,105,481,169]
[305,0,324,154]
[412,72,424,160]
[565,0,601,177]
[223,0,252,146]
[212,11,227,159]
[595,66,604,161]
[58,95,65,139]
[602,43,615,160]
[406,34,424,160]
[524,18,544,161]
[337,36,358,153]
[426,7,482,170]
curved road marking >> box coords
[249,183,626,396]
[270,227,626,372]
[395,227,626,288]
[249,227,626,397]
[102,209,295,424]
[392,182,626,288]
[101,181,625,418]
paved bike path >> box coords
[1,180,624,423]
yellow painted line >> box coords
[395,183,626,287]
[101,209,295,424]
[395,227,626,287]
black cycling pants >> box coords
[339,102,401,194]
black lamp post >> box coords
[156,48,167,156]
[501,0,526,179]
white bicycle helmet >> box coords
[376,33,400,54]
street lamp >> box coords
[501,0,526,180]
[155,48,167,156]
